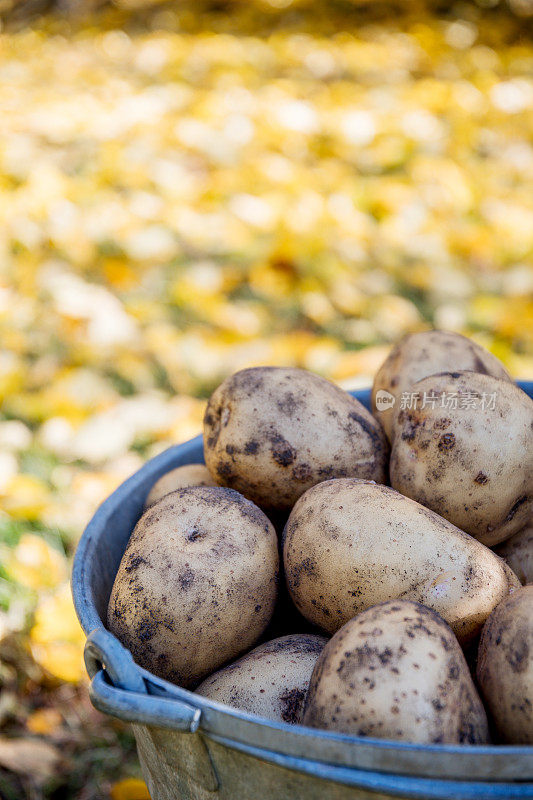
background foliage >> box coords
[0,0,532,796]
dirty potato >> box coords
[372,330,511,440]
[203,367,388,512]
[477,586,533,743]
[196,634,327,724]
[145,464,217,508]
[108,486,278,688]
[495,523,533,585]
[500,559,522,592]
[283,479,509,644]
[302,600,489,744]
[390,372,533,546]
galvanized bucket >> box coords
[72,385,533,800]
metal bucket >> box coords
[72,385,533,800]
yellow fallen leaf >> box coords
[5,533,68,592]
[111,778,151,800]
[1,474,50,520]
[30,583,86,683]
[0,354,24,404]
[27,708,63,736]
[332,345,392,383]
[507,352,533,380]
[30,641,86,684]
[270,331,318,365]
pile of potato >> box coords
[108,330,533,746]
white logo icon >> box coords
[375,389,396,412]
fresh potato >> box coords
[390,372,533,546]
[477,586,533,743]
[460,559,521,678]
[283,479,509,644]
[203,367,388,512]
[500,558,522,592]
[302,600,489,744]
[372,330,511,440]
[196,634,327,723]
[145,464,217,508]
[108,486,278,688]
[495,523,533,585]
[502,558,522,594]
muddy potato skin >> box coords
[196,634,327,723]
[390,372,533,547]
[372,330,511,440]
[108,486,278,688]
[477,586,533,743]
[302,601,489,744]
[203,367,388,512]
[283,479,509,643]
[145,464,217,508]
[500,559,522,592]
[496,523,533,585]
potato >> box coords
[108,486,278,688]
[145,464,217,508]
[500,558,522,592]
[495,523,533,585]
[390,372,533,546]
[196,634,327,723]
[283,478,509,644]
[203,367,388,512]
[302,600,489,744]
[477,586,533,743]
[460,559,521,678]
[372,330,511,440]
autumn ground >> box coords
[0,1,532,797]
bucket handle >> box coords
[89,671,201,732]
[85,628,201,733]
[85,628,146,693]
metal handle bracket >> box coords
[85,628,202,733]
[89,671,201,732]
[85,628,146,693]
